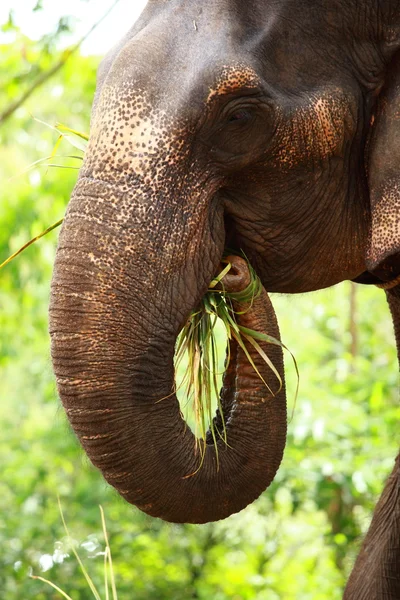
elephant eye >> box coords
[207,99,270,166]
[227,109,252,124]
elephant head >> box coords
[50,0,400,591]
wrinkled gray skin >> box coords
[50,1,400,598]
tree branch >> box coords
[0,0,122,126]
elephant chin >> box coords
[50,222,287,523]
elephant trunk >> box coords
[49,177,287,523]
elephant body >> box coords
[49,1,400,597]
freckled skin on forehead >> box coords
[88,62,263,187]
[206,65,262,105]
[87,83,180,183]
[78,76,223,285]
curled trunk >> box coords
[50,239,286,523]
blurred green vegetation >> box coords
[0,8,399,600]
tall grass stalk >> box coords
[30,501,118,600]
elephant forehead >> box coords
[206,65,261,105]
[85,84,188,183]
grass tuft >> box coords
[175,255,298,471]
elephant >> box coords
[49,0,400,597]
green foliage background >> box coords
[0,7,399,599]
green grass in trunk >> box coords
[175,256,295,471]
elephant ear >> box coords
[366,51,400,285]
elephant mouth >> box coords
[223,213,238,250]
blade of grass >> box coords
[241,332,282,393]
[50,134,64,158]
[230,328,275,396]
[40,164,81,169]
[209,261,231,288]
[29,575,74,600]
[33,117,88,152]
[100,505,118,600]
[0,218,64,270]
[8,154,83,182]
[104,547,109,600]
[239,325,300,418]
[56,122,89,141]
[58,498,102,600]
